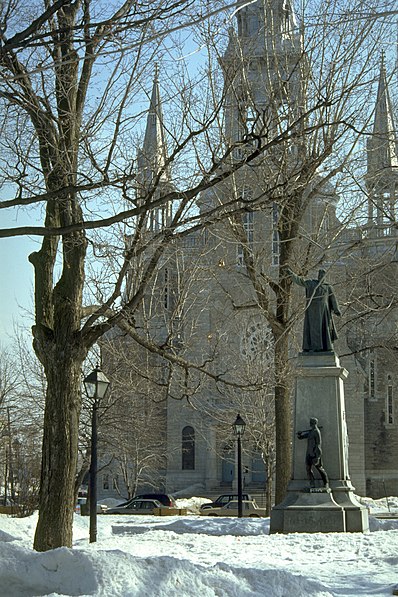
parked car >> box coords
[105,498,168,515]
[200,500,267,517]
[116,493,177,508]
[76,498,108,515]
[200,493,252,511]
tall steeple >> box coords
[220,0,304,148]
[137,65,170,186]
[366,54,398,229]
[136,66,173,231]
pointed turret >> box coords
[137,66,170,187]
[136,67,173,231]
[366,54,398,228]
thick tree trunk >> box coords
[33,354,83,551]
[32,224,87,551]
[274,330,292,505]
[272,209,299,505]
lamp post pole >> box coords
[237,431,243,518]
[83,366,110,544]
[89,399,98,543]
[232,413,246,519]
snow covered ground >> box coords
[1,496,398,597]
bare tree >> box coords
[0,0,285,550]
[0,341,43,513]
[99,334,168,499]
[0,345,20,503]
[0,0,394,549]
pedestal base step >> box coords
[270,489,369,534]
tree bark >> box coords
[274,333,292,505]
[33,354,84,550]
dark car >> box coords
[115,493,177,508]
[106,498,166,515]
[200,493,252,511]
[133,493,177,507]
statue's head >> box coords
[318,269,326,281]
[310,417,318,427]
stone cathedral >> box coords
[101,0,398,502]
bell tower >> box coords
[220,0,305,150]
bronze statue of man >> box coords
[297,417,329,488]
[287,267,341,352]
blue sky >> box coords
[0,208,38,344]
[0,23,210,348]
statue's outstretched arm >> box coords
[286,268,307,288]
[297,430,310,439]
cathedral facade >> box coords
[102,0,398,502]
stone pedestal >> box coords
[270,352,369,534]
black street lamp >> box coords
[83,366,110,543]
[232,413,246,518]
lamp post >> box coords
[83,366,110,543]
[232,413,246,518]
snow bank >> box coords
[0,495,397,596]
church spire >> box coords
[137,65,170,189]
[136,66,173,231]
[366,54,398,228]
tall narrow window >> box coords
[182,426,195,470]
[387,375,394,424]
[245,106,258,139]
[103,474,109,490]
[164,268,169,309]
[237,191,254,266]
[237,212,254,266]
[245,211,254,245]
[369,350,376,400]
[272,202,280,266]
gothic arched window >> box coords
[182,426,195,470]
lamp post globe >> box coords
[232,414,246,518]
[83,366,111,400]
[83,366,110,543]
[233,413,246,438]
